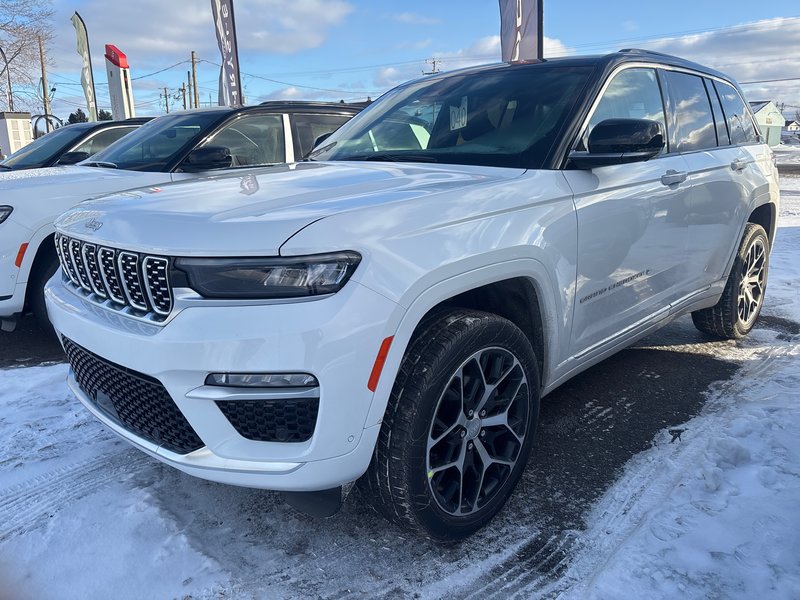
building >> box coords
[785,120,800,132]
[0,112,33,159]
[748,101,784,146]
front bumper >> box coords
[45,275,399,491]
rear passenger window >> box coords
[705,78,730,146]
[664,71,716,152]
[586,68,666,148]
[714,81,759,145]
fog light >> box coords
[206,373,318,388]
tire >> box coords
[692,223,769,339]
[29,253,59,338]
[360,308,540,541]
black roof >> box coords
[412,48,737,88]
[156,100,365,120]
[61,117,153,131]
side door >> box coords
[660,70,758,294]
[563,66,692,356]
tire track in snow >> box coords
[0,449,150,542]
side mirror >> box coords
[57,151,91,165]
[312,132,333,152]
[569,118,664,169]
[182,146,232,171]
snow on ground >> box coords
[0,177,798,599]
[546,177,800,599]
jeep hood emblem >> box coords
[85,218,103,232]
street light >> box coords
[0,45,13,111]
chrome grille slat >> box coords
[142,256,172,315]
[99,247,125,305]
[55,235,173,321]
[59,234,80,285]
[118,251,149,312]
[69,239,92,291]
[81,243,107,298]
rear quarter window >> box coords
[663,71,717,153]
[714,80,760,145]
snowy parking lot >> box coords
[1,177,798,599]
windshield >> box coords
[1,125,89,169]
[311,65,591,169]
[87,112,226,172]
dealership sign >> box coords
[499,0,543,62]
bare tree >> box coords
[0,0,54,111]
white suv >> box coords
[46,50,779,540]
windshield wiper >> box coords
[305,141,337,161]
[346,153,439,163]
[0,164,12,170]
[82,161,118,169]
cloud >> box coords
[369,34,574,92]
[49,0,353,72]
[391,13,440,26]
[640,17,800,105]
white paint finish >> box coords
[563,153,692,355]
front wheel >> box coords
[360,309,540,540]
[692,222,769,339]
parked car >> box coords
[0,118,151,170]
[47,50,779,540]
[0,101,362,333]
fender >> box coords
[14,222,57,285]
[362,256,565,428]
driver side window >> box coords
[584,68,667,150]
[197,113,285,167]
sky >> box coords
[41,0,800,121]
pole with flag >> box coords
[70,12,98,121]
[498,0,543,62]
[211,0,244,106]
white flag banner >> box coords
[71,12,98,121]
[499,0,543,62]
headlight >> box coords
[174,251,361,299]
[0,206,12,224]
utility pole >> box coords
[187,70,193,110]
[163,87,169,113]
[181,83,187,110]
[38,37,52,132]
[0,45,12,111]
[422,58,441,75]
[191,51,199,109]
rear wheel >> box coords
[360,309,540,540]
[692,223,769,339]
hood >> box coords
[55,161,524,256]
[0,165,146,191]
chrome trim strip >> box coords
[186,385,321,401]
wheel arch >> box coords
[364,258,561,427]
[748,201,776,245]
[23,231,58,310]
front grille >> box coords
[55,233,173,320]
[217,398,319,442]
[64,337,204,455]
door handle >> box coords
[731,158,748,172]
[660,170,688,186]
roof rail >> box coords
[618,48,681,59]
